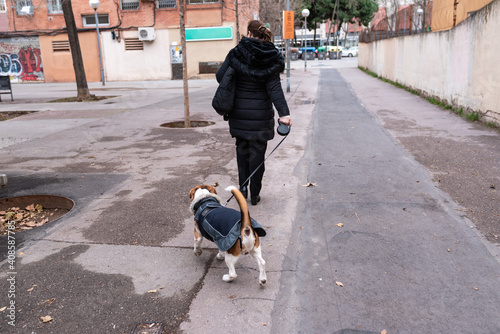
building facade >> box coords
[0,0,258,82]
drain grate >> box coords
[130,322,164,334]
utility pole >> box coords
[286,0,290,92]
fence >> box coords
[360,2,433,43]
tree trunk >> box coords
[62,0,90,100]
[179,0,190,128]
[235,0,240,43]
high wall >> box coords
[359,0,500,125]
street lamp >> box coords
[417,8,424,33]
[302,8,310,72]
[89,0,105,86]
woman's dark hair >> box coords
[248,20,272,42]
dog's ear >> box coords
[189,187,197,200]
[204,185,218,194]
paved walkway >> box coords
[0,57,499,333]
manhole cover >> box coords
[0,195,74,235]
[160,120,215,128]
[130,322,164,334]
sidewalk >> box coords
[0,59,324,333]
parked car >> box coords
[343,46,359,57]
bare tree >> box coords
[179,0,190,127]
[62,0,92,100]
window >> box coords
[187,0,220,3]
[48,0,62,14]
[121,0,139,10]
[124,38,143,51]
[15,0,33,15]
[158,0,176,8]
[0,0,7,12]
[82,14,110,27]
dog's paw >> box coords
[194,248,202,256]
[223,274,236,282]
[216,252,225,261]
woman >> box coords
[216,20,291,205]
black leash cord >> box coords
[224,133,288,206]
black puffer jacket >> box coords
[216,37,290,141]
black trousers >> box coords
[235,138,268,198]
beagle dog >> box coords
[189,185,267,286]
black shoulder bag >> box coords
[212,66,236,116]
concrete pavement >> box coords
[0,57,499,333]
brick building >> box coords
[0,0,258,82]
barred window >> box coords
[158,0,176,9]
[188,0,220,3]
[48,0,62,14]
[15,0,33,15]
[121,0,139,10]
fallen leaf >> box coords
[337,223,344,228]
[229,295,237,299]
[473,287,479,291]
[262,323,267,326]
[447,249,451,252]
[18,252,23,256]
[335,281,344,287]
[41,298,55,305]
[381,330,387,334]
[35,204,43,213]
[40,315,53,323]
[302,182,317,187]
[0,306,6,312]
[26,204,35,212]
[147,290,157,293]
[26,221,37,227]
[27,285,37,292]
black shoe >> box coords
[240,186,248,199]
[251,196,260,206]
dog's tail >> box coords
[225,186,253,250]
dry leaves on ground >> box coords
[40,315,53,323]
[0,204,67,235]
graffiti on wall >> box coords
[0,37,44,82]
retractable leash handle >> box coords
[224,121,291,206]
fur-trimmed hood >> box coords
[228,37,284,81]
[189,192,222,214]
